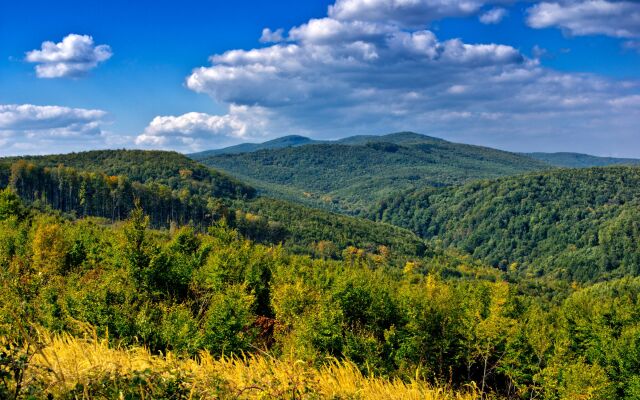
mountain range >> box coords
[193,132,551,214]
[193,132,640,168]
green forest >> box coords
[1,143,640,399]
[197,132,550,214]
[0,151,426,260]
[372,166,640,282]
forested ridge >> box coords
[196,132,551,214]
[190,135,320,158]
[526,152,640,168]
[373,166,640,282]
[4,149,255,199]
[237,197,427,259]
[0,151,254,228]
[0,150,428,260]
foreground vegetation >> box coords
[10,332,472,399]
[2,191,639,399]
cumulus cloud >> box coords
[0,104,109,155]
[328,0,509,27]
[25,34,112,78]
[183,0,640,155]
[527,1,640,38]
[479,7,508,24]
[187,20,523,109]
[136,105,271,151]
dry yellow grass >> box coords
[25,332,476,399]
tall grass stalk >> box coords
[27,332,475,399]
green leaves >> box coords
[203,284,257,356]
[0,188,24,221]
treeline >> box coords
[1,196,639,399]
[2,160,231,227]
[372,166,640,282]
[6,149,256,199]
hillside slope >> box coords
[196,132,551,214]
[526,152,640,168]
[0,150,427,259]
[373,166,640,282]
[190,135,322,158]
[3,149,255,199]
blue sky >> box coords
[1,0,639,156]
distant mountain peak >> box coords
[190,135,319,159]
[335,131,446,146]
[384,131,434,138]
[191,131,446,158]
[267,135,313,143]
[382,131,447,142]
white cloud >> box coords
[182,0,640,155]
[260,28,285,43]
[609,94,640,108]
[527,1,640,38]
[136,105,271,151]
[187,24,523,109]
[25,34,112,78]
[328,0,506,26]
[0,104,106,131]
[447,85,468,94]
[479,7,507,24]
[0,104,109,155]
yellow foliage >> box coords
[105,175,119,186]
[29,332,475,399]
[321,195,333,203]
[403,261,417,275]
[178,168,193,179]
[508,262,519,273]
[244,212,262,223]
[32,223,68,275]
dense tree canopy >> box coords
[0,152,428,261]
[373,166,640,282]
[197,132,550,214]
[5,149,255,199]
